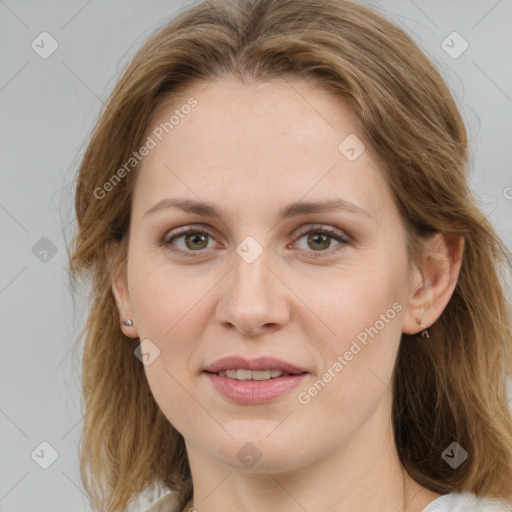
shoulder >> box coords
[422,492,512,512]
[145,492,182,512]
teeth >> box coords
[216,369,284,380]
[232,368,252,380]
[252,370,272,381]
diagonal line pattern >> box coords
[61,0,93,30]
[0,62,29,93]
[407,0,439,29]
[200,71,220,93]
[61,61,112,113]
[396,486,423,512]
[60,218,75,234]
[162,367,233,438]
[265,410,294,438]
[282,75,336,131]
[60,415,83,440]
[266,472,310,511]
[60,390,105,440]
[0,265,28,296]
[472,0,503,30]
[472,60,512,105]
[0,202,29,233]
[60,470,104,510]
[0,407,29,439]
[198,470,233,503]
[0,471,29,502]
[0,0,29,28]
[369,367,391,390]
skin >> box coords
[112,77,464,512]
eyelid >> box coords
[161,223,351,258]
[292,223,351,244]
[162,224,221,258]
[162,224,219,243]
[289,224,350,258]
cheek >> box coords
[129,259,213,434]
[292,280,404,443]
[128,249,213,341]
[127,254,212,408]
[298,249,407,401]
[302,253,406,349]
[315,284,403,384]
[327,279,404,354]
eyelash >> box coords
[161,224,350,259]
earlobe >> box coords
[112,278,139,338]
[401,263,433,336]
[109,241,139,339]
[402,232,464,336]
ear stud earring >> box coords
[123,319,134,326]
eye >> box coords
[161,224,350,258]
[291,225,350,257]
[162,225,217,257]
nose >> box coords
[215,250,290,337]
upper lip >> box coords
[203,356,308,374]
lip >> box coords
[203,356,308,374]
[204,372,308,404]
[202,356,309,405]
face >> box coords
[116,77,416,472]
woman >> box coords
[68,0,512,511]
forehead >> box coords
[132,77,390,221]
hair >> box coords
[67,0,512,510]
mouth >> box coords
[202,356,309,404]
[202,355,309,378]
[206,368,302,380]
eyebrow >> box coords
[143,197,373,222]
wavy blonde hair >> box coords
[67,0,512,510]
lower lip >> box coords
[204,372,308,404]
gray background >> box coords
[1,1,511,511]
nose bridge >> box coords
[216,243,288,334]
[232,249,271,296]
[230,246,275,310]
[229,231,275,297]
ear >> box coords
[108,241,139,339]
[402,232,464,335]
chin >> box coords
[206,429,314,473]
